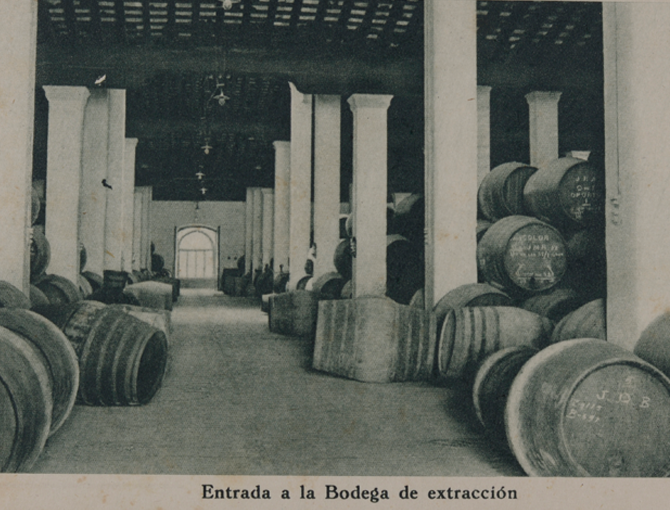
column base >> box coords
[313,296,436,383]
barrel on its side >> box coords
[478,162,538,221]
[634,312,670,380]
[312,272,346,300]
[433,283,512,328]
[436,306,552,381]
[523,157,605,230]
[29,285,50,310]
[0,325,52,472]
[0,309,78,435]
[34,274,82,306]
[506,338,670,476]
[30,228,50,278]
[551,298,606,343]
[44,301,169,406]
[521,287,584,323]
[0,281,31,309]
[333,238,353,281]
[472,346,538,443]
[81,271,104,293]
[477,215,567,295]
[391,194,424,247]
[124,281,173,311]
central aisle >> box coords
[31,291,523,476]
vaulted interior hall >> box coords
[2,0,670,478]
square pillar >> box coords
[603,3,670,349]
[348,94,393,298]
[43,86,91,285]
[261,188,274,269]
[252,187,264,273]
[244,187,254,274]
[122,138,138,272]
[103,90,127,272]
[477,85,492,186]
[273,141,291,273]
[0,0,38,293]
[424,0,478,309]
[313,95,342,279]
[80,89,111,276]
[288,83,313,286]
[526,91,562,169]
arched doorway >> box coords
[175,225,219,289]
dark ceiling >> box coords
[33,1,603,201]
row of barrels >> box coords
[0,280,170,473]
[425,282,670,477]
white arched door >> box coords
[175,225,219,288]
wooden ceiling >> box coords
[33,1,603,201]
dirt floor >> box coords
[31,289,523,476]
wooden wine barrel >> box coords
[409,288,424,308]
[273,272,290,294]
[296,276,312,291]
[312,272,346,300]
[34,274,82,306]
[151,253,165,272]
[333,238,353,280]
[39,301,169,406]
[0,326,52,472]
[108,304,173,338]
[523,157,605,229]
[77,274,93,298]
[386,234,424,305]
[30,228,50,278]
[476,220,492,243]
[436,306,552,381]
[521,287,584,323]
[433,283,512,328]
[472,346,538,442]
[634,312,670,380]
[0,309,78,435]
[81,271,104,293]
[0,281,31,309]
[124,281,173,311]
[478,162,538,221]
[477,215,567,294]
[29,285,50,310]
[221,268,242,295]
[565,228,606,265]
[506,338,670,477]
[340,280,352,299]
[551,298,606,343]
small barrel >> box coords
[333,238,353,281]
[477,215,568,295]
[551,298,606,343]
[30,228,51,278]
[0,325,52,472]
[472,346,538,442]
[312,272,346,300]
[34,274,82,306]
[40,301,169,406]
[433,283,512,328]
[634,312,670,380]
[29,285,50,310]
[0,281,31,309]
[478,162,538,221]
[436,306,552,381]
[0,309,78,435]
[81,271,104,293]
[506,338,670,476]
[521,287,585,323]
[523,157,605,230]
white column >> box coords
[43,86,91,285]
[0,0,37,293]
[603,3,670,350]
[273,141,291,273]
[103,90,127,271]
[244,187,254,274]
[477,85,492,186]
[132,188,143,271]
[424,0,478,309]
[122,138,138,272]
[288,82,313,285]
[80,89,110,276]
[261,188,274,269]
[313,95,341,279]
[252,187,263,273]
[141,186,152,269]
[526,91,562,169]
[348,94,393,298]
